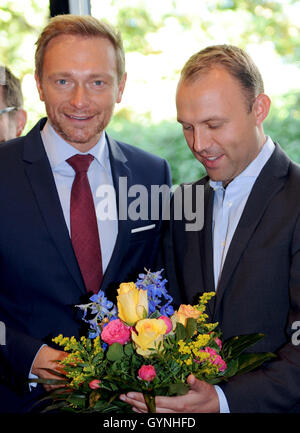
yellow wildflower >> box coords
[195,333,211,347]
[93,336,103,355]
[80,336,87,347]
[178,340,192,355]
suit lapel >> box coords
[201,182,215,292]
[101,135,132,296]
[214,144,290,313]
[182,180,215,315]
[200,181,216,317]
[22,120,86,294]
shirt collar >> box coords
[209,136,275,191]
[41,120,109,171]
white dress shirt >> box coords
[41,120,118,273]
[210,136,275,289]
[210,136,275,412]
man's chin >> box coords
[207,172,228,184]
[65,136,99,151]
[209,174,233,187]
[53,125,98,147]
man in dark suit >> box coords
[121,45,300,412]
[0,65,27,142]
[0,15,171,412]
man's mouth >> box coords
[202,154,224,168]
[65,114,94,121]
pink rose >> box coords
[101,319,131,345]
[202,347,227,372]
[138,365,156,382]
[213,355,227,372]
[89,379,101,389]
[159,315,173,334]
[205,347,218,357]
[215,337,222,350]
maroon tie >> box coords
[67,154,102,293]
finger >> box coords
[120,393,148,412]
[187,374,207,392]
[120,394,177,413]
[132,407,147,414]
[125,392,145,402]
[154,392,201,413]
[154,407,177,413]
[43,380,66,391]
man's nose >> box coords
[192,128,209,153]
[69,84,89,109]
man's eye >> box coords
[57,79,67,85]
[207,123,222,129]
[94,80,103,86]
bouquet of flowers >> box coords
[35,270,275,413]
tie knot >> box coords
[67,154,94,173]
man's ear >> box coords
[253,93,271,126]
[116,72,127,104]
[15,109,27,137]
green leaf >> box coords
[142,306,148,319]
[39,367,67,378]
[92,351,104,365]
[124,343,134,356]
[221,333,265,360]
[175,322,186,341]
[236,352,276,375]
[41,400,68,413]
[67,393,86,409]
[109,382,120,392]
[106,343,124,361]
[149,311,160,319]
[185,318,197,339]
[221,359,239,379]
[29,387,69,412]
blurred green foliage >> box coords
[265,91,300,164]
[116,8,161,54]
[0,0,48,77]
[1,0,300,185]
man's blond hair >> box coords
[35,14,125,83]
[180,44,264,112]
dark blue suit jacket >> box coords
[163,144,300,412]
[0,118,171,412]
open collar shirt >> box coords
[209,136,275,290]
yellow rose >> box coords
[172,304,201,327]
[117,282,148,326]
[131,318,167,357]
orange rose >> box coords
[172,304,201,327]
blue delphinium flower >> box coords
[76,290,117,339]
[135,269,174,317]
